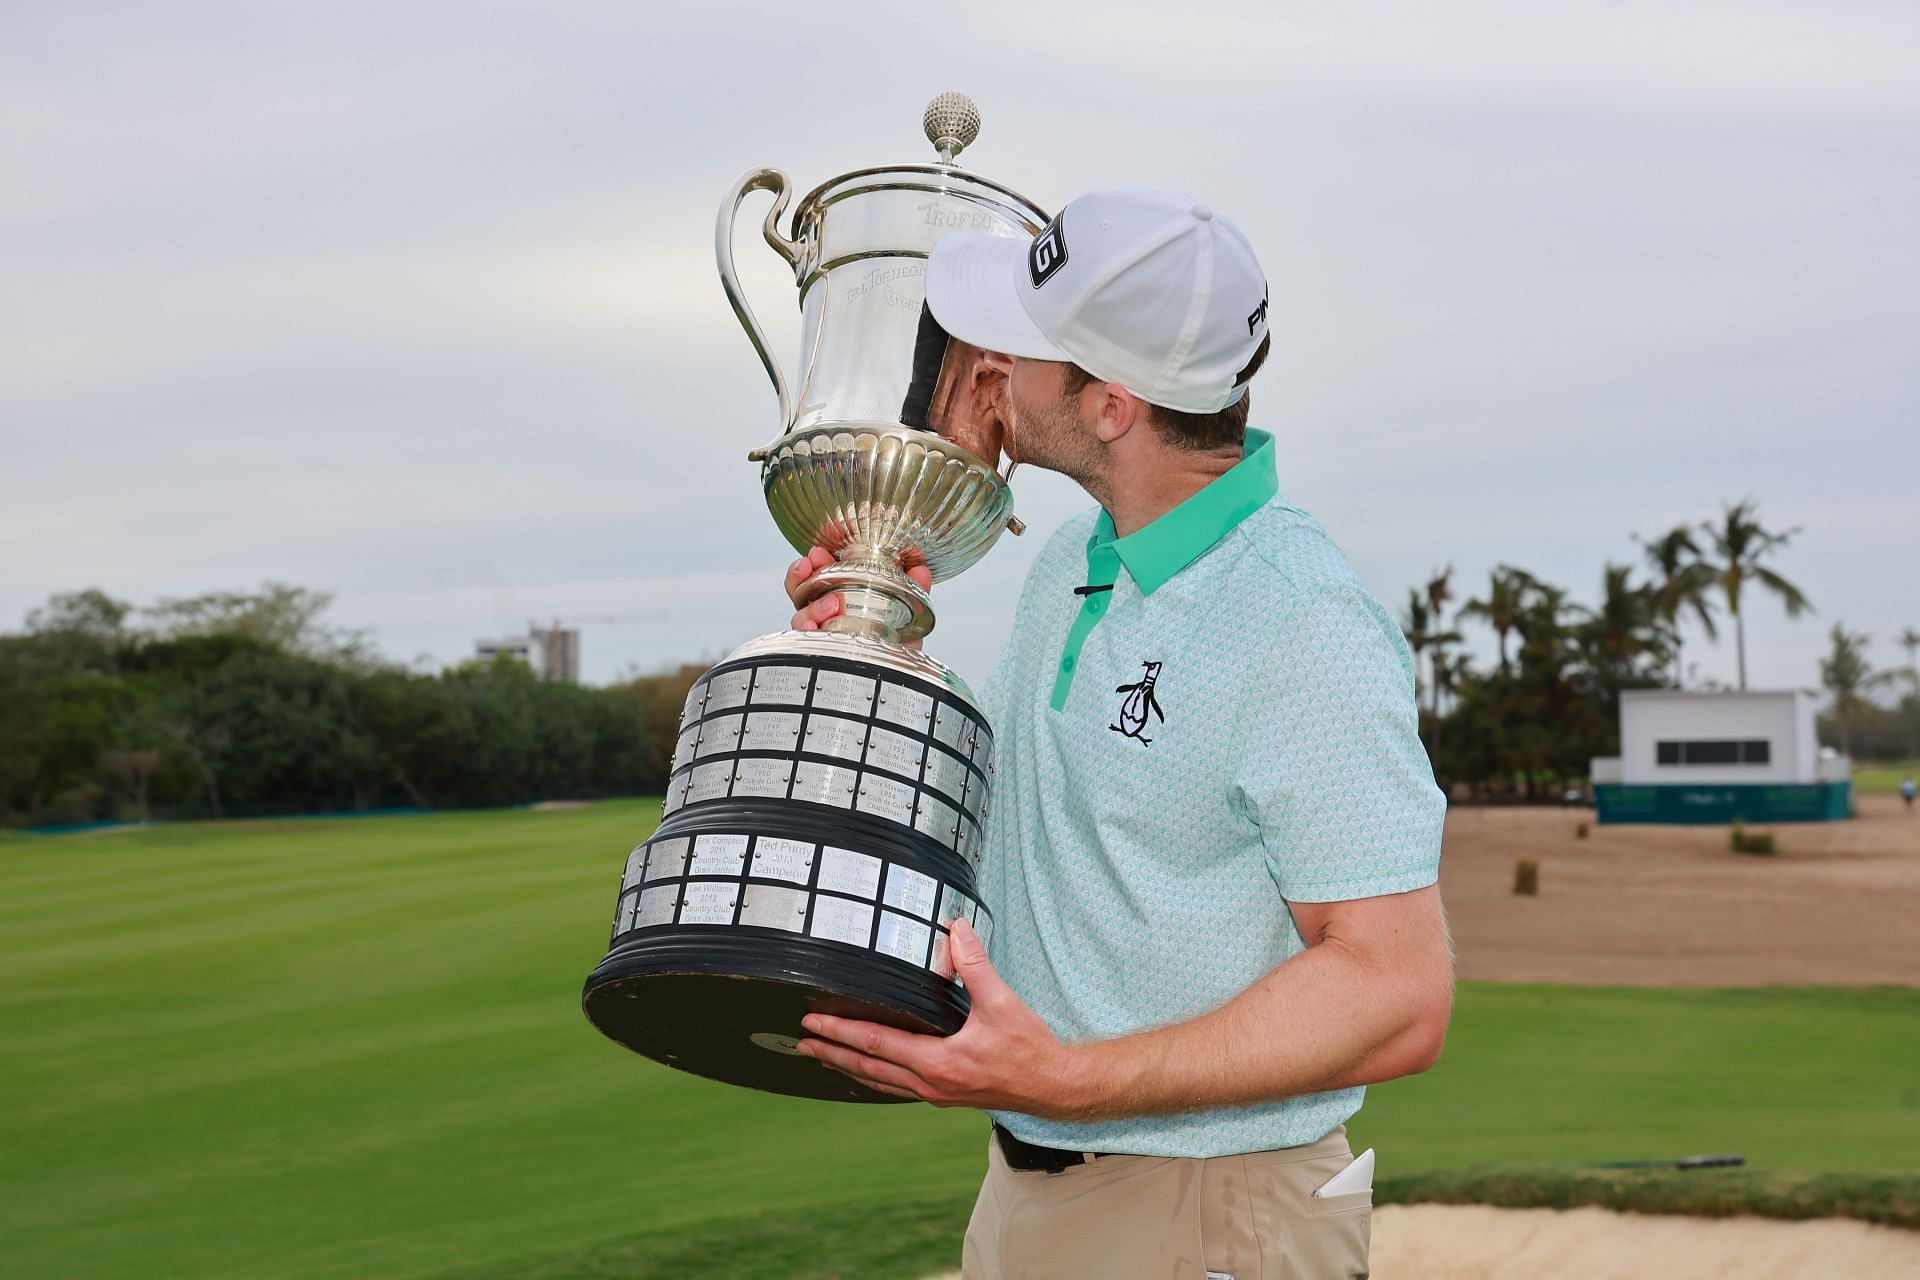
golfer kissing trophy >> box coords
[581,94,1049,1102]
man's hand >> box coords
[794,917,1097,1119]
[785,546,936,649]
[801,885,1453,1124]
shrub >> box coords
[1513,858,1539,895]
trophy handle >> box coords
[716,168,804,448]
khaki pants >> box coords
[960,1123,1372,1280]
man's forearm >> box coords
[1061,935,1445,1123]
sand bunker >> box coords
[920,1204,1920,1278]
[1370,1203,1920,1278]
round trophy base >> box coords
[581,631,995,1103]
[582,931,966,1102]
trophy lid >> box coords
[787,93,1043,241]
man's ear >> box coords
[1092,383,1145,445]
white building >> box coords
[1590,689,1851,823]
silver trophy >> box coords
[581,94,1048,1102]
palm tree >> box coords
[1818,624,1904,758]
[1896,626,1920,760]
[1459,566,1532,675]
[1634,523,1720,688]
[1571,563,1668,676]
[1698,499,1814,690]
[1430,647,1471,720]
[1402,589,1433,714]
[1402,589,1460,755]
[1422,564,1461,761]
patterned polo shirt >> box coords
[972,426,1447,1158]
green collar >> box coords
[1089,428,1279,595]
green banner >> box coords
[1594,782,1851,824]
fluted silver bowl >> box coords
[761,424,1015,583]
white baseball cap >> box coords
[923,186,1270,415]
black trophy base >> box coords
[582,930,969,1103]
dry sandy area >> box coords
[1436,792,1920,986]
[1365,1204,1920,1278]
[920,1204,1920,1278]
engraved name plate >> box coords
[751,665,811,705]
[805,714,868,762]
[809,896,874,946]
[956,771,986,822]
[635,885,676,928]
[955,816,980,863]
[704,669,753,712]
[974,908,994,951]
[817,846,881,899]
[644,837,689,881]
[857,774,917,824]
[672,724,699,772]
[613,892,636,936]
[914,794,959,848]
[689,833,749,877]
[882,864,938,918]
[930,927,954,978]
[790,761,857,808]
[739,884,808,932]
[875,910,932,966]
[742,710,803,748]
[932,702,971,752]
[731,757,793,799]
[621,847,649,891]
[922,748,970,806]
[874,683,935,732]
[694,713,743,758]
[812,670,876,716]
[937,883,971,928]
[749,836,813,885]
[661,776,688,815]
[864,726,925,779]
[679,881,736,925]
[686,761,734,805]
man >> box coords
[787,187,1453,1279]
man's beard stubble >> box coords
[1002,380,1104,493]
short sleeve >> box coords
[1233,575,1446,902]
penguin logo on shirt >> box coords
[1111,661,1166,746]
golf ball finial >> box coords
[924,92,981,165]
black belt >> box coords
[993,1122,1114,1173]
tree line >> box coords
[0,585,702,828]
[1404,498,1919,799]
[7,499,1912,826]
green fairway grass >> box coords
[4,804,1916,1280]
[1854,758,1920,794]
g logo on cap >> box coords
[1029,215,1069,288]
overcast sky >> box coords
[4,1,1915,701]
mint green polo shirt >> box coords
[973,427,1447,1158]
